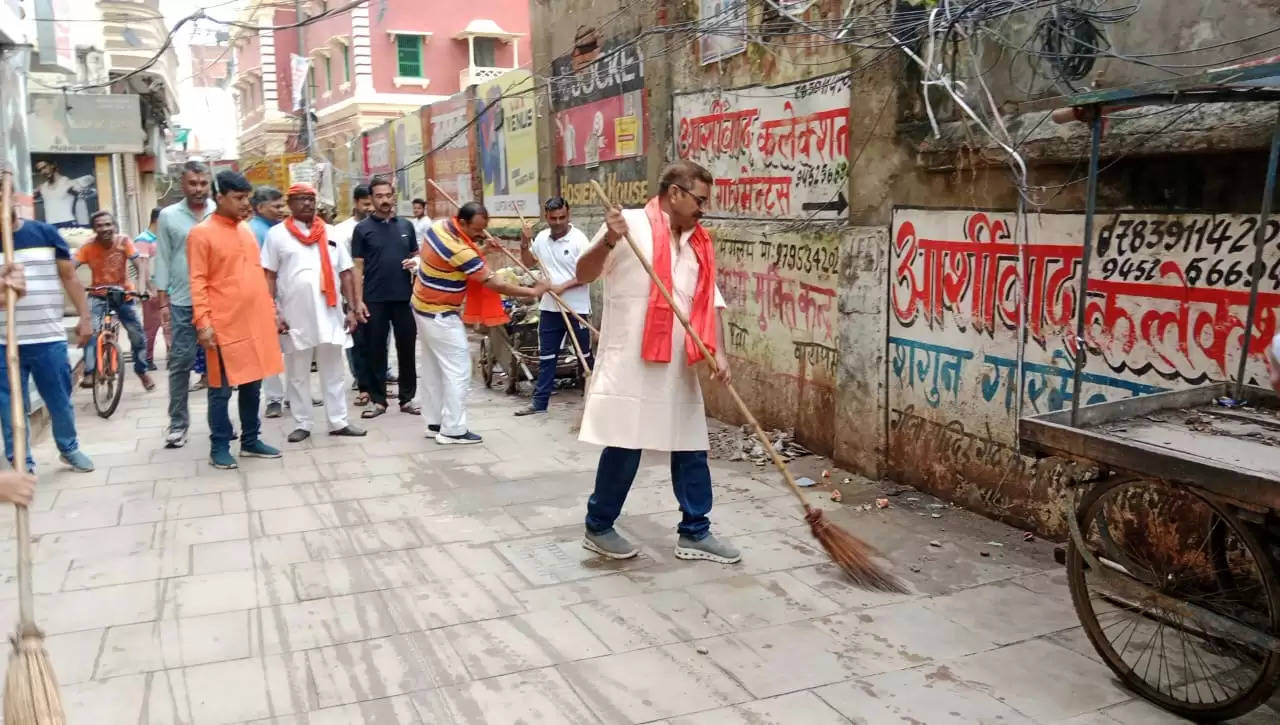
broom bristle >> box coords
[5,632,66,725]
[805,507,908,594]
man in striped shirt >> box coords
[0,206,94,472]
[413,202,546,445]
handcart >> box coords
[1017,58,1280,721]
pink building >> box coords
[231,0,527,165]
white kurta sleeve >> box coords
[260,231,280,273]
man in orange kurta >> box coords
[188,171,284,469]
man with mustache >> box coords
[350,177,418,419]
[261,183,365,442]
[573,160,740,565]
[152,160,214,449]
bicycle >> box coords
[85,284,149,419]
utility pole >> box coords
[296,0,314,156]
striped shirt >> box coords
[0,219,71,345]
[411,218,486,315]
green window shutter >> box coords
[342,45,351,81]
[324,56,332,90]
[396,35,421,77]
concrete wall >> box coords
[526,0,1280,535]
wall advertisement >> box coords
[475,70,538,217]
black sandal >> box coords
[361,404,387,419]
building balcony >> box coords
[459,66,510,88]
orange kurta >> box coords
[188,213,284,386]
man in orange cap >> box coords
[188,170,284,469]
[262,183,366,442]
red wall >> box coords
[368,0,528,96]
[301,8,356,112]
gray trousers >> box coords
[168,304,198,433]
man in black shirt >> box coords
[350,177,419,417]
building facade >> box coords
[232,0,528,191]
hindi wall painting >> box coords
[673,72,852,220]
[887,208,1280,451]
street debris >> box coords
[931,513,943,519]
[909,564,922,573]
[929,540,942,548]
[1023,532,1035,542]
[710,425,811,465]
[696,646,710,655]
[984,541,1004,548]
[980,551,991,557]
[796,476,818,487]
[830,489,843,502]
[875,498,890,509]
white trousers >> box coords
[285,344,348,432]
[415,313,470,437]
[263,371,285,404]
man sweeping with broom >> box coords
[573,160,741,565]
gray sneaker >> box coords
[582,529,639,560]
[675,534,742,564]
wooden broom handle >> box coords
[426,180,599,338]
[0,175,35,630]
[587,181,813,508]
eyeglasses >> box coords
[672,183,709,209]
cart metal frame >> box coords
[1015,58,1280,721]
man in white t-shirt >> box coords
[411,198,433,242]
[515,196,593,416]
[261,183,366,442]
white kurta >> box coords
[260,223,354,354]
[579,208,726,452]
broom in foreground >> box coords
[588,180,906,594]
[0,175,66,723]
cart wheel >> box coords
[1067,478,1280,721]
[478,338,493,389]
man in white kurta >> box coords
[575,160,741,565]
[261,184,367,442]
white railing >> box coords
[459,66,510,88]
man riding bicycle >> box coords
[77,211,155,391]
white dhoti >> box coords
[286,344,348,432]
[578,208,726,452]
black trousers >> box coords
[364,301,417,407]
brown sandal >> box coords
[354,392,369,406]
[360,404,387,419]
[399,402,421,415]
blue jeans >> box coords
[168,304,198,433]
[585,447,713,540]
[0,341,79,471]
[85,297,148,375]
[207,367,262,453]
[532,311,592,411]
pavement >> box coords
[1,362,1278,724]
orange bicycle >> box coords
[86,284,149,418]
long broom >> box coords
[508,202,593,378]
[588,180,906,593]
[0,176,66,722]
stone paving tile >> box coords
[943,637,1135,722]
[121,492,226,524]
[814,664,1035,724]
[698,620,863,698]
[558,642,753,722]
[96,610,253,678]
[413,666,601,724]
[252,591,399,655]
[181,653,311,723]
[300,695,424,725]
[44,627,105,685]
[667,690,852,724]
[62,547,189,590]
[571,588,737,652]
[380,573,524,631]
[442,607,610,679]
[62,672,148,723]
[414,508,530,544]
[920,578,1082,646]
[684,571,843,630]
[305,631,470,709]
[28,500,121,534]
[496,531,658,586]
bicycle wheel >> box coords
[93,340,125,418]
[1067,477,1280,721]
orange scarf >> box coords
[285,216,338,307]
[445,218,509,327]
[641,197,717,365]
